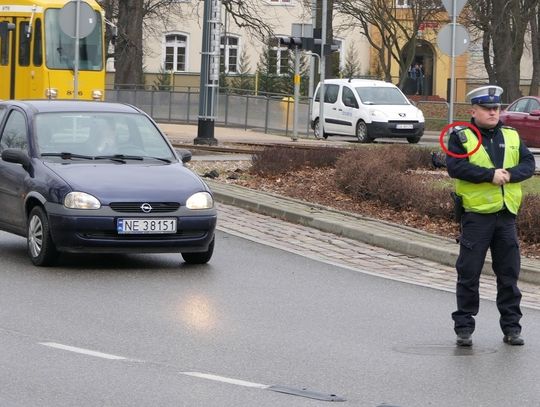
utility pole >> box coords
[194,0,220,145]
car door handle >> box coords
[332,107,337,110]
[338,109,343,111]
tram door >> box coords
[0,18,35,100]
[0,20,14,99]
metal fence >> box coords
[105,88,314,138]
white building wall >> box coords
[142,0,371,77]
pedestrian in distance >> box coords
[446,85,535,347]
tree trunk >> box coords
[530,12,540,96]
[114,0,144,87]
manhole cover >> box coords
[393,344,497,356]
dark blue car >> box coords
[0,100,216,266]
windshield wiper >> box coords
[141,156,172,163]
[94,154,144,163]
[41,152,94,160]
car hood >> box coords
[369,105,424,121]
[43,161,208,203]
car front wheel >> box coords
[27,206,59,267]
[181,237,214,264]
[356,121,372,143]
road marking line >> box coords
[39,342,126,360]
[179,372,269,389]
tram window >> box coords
[45,9,103,71]
[19,22,30,67]
[33,19,43,66]
[0,107,6,124]
[0,111,28,152]
[0,21,9,66]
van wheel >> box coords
[356,121,372,143]
[313,119,328,140]
[407,136,421,144]
[27,206,58,267]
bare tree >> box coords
[464,0,539,102]
[529,7,540,95]
[334,0,444,87]
[98,0,276,87]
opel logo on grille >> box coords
[399,113,406,117]
[141,203,153,213]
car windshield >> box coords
[35,112,176,161]
[354,87,409,105]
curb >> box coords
[206,180,540,285]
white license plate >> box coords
[396,124,414,129]
[117,218,177,234]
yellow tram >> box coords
[0,0,105,100]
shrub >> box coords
[517,195,540,243]
[251,146,347,176]
[335,146,454,220]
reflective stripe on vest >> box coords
[455,127,522,214]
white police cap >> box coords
[466,85,503,107]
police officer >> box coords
[446,85,535,347]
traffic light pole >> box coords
[194,0,220,146]
[292,47,300,141]
[318,0,327,138]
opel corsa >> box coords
[0,100,216,266]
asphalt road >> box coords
[2,228,540,406]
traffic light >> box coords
[277,36,303,49]
[310,28,340,56]
[275,33,340,55]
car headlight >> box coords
[370,109,387,119]
[186,192,214,209]
[64,192,101,209]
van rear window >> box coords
[315,84,339,103]
[355,87,409,105]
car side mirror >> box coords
[1,148,32,172]
[529,109,540,117]
[175,148,192,163]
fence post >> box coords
[168,88,173,122]
[150,89,155,118]
[264,95,269,134]
[244,95,249,130]
[225,92,229,126]
[187,87,191,124]
[285,97,290,137]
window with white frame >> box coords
[267,39,289,75]
[395,0,410,7]
[268,0,292,4]
[220,35,239,74]
[164,33,187,72]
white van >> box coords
[311,79,425,143]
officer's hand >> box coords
[492,169,510,185]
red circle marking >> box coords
[439,122,482,158]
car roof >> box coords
[0,100,142,114]
[322,79,397,88]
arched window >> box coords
[164,33,188,72]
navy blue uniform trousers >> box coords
[453,210,522,335]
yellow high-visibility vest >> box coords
[455,127,521,214]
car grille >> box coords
[109,202,180,213]
[80,231,206,240]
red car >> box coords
[500,96,540,147]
